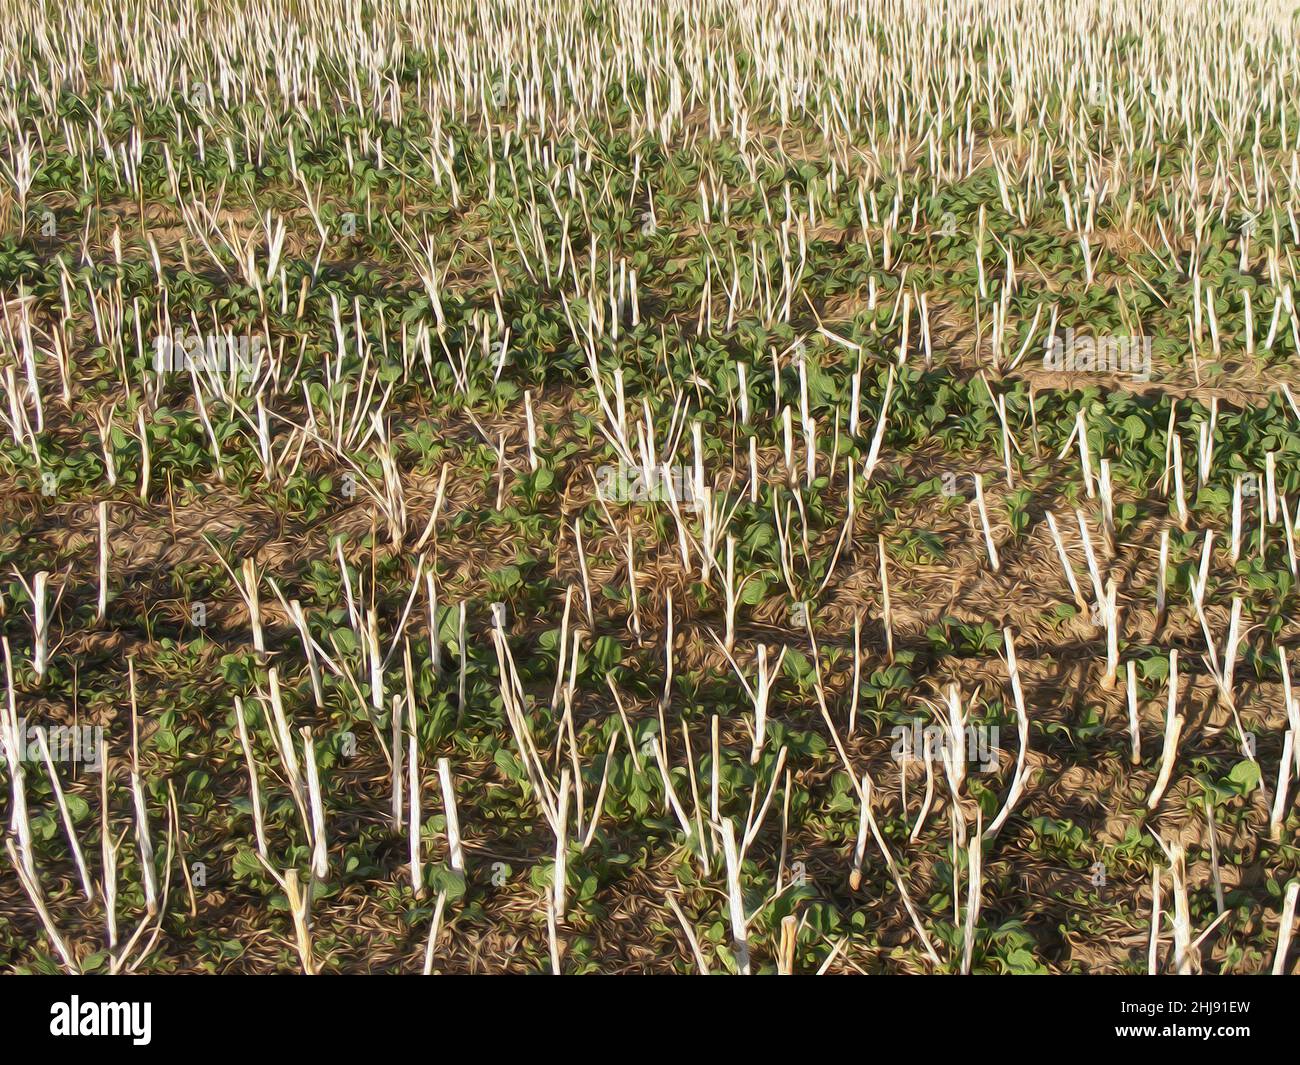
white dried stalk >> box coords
[546,897,561,975]
[1167,842,1197,974]
[861,366,895,485]
[287,599,324,708]
[1,638,33,882]
[625,527,642,642]
[1267,450,1278,522]
[721,818,750,974]
[1098,457,1115,548]
[129,661,158,914]
[939,684,968,825]
[777,914,798,975]
[1270,729,1294,841]
[96,501,109,622]
[1074,508,1106,607]
[973,473,999,571]
[550,586,576,713]
[421,890,448,974]
[1231,475,1243,563]
[1172,433,1188,528]
[1147,649,1182,811]
[1126,660,1141,765]
[408,707,422,897]
[233,696,268,858]
[750,644,780,765]
[1075,410,1095,497]
[268,863,314,975]
[1220,596,1243,705]
[457,601,467,711]
[101,743,117,950]
[1045,510,1086,610]
[264,669,308,835]
[35,727,94,900]
[846,611,864,738]
[723,535,738,653]
[910,732,937,845]
[391,694,404,829]
[1155,527,1170,626]
[878,534,894,661]
[1282,650,1300,777]
[492,628,561,831]
[581,731,620,851]
[1147,865,1162,974]
[553,768,570,919]
[92,403,118,487]
[1284,494,1299,576]
[710,715,720,823]
[366,608,384,715]
[5,838,78,972]
[1102,578,1119,688]
[301,727,329,881]
[438,757,465,874]
[961,807,984,975]
[986,628,1030,839]
[1274,881,1299,975]
[666,892,711,974]
[850,772,870,891]
[28,570,49,678]
[650,726,694,842]
[241,557,265,653]
[136,406,151,502]
[782,407,795,480]
[524,389,539,471]
[859,772,942,966]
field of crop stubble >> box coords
[1,0,1299,975]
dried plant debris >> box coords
[0,0,1299,975]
